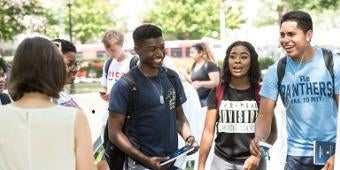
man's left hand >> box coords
[185,136,199,155]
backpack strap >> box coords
[121,71,138,122]
[321,48,335,100]
[129,55,140,69]
[277,56,287,105]
[255,84,261,107]
[214,83,225,134]
[104,58,113,79]
[215,83,226,110]
[163,67,178,105]
[118,71,138,169]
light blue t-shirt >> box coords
[260,47,340,156]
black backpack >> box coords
[103,67,179,170]
[276,48,334,104]
[104,55,140,78]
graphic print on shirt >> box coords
[166,88,176,110]
[107,71,126,81]
[280,75,333,104]
[218,100,258,133]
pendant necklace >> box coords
[145,72,164,104]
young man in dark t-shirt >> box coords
[108,24,198,169]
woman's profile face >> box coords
[228,45,251,79]
[64,51,77,84]
[190,47,201,61]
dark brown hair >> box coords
[280,10,313,33]
[9,37,66,101]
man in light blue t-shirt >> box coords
[249,10,339,170]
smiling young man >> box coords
[249,11,340,170]
[107,24,197,169]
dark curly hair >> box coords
[133,24,162,45]
[52,38,76,54]
[221,41,260,87]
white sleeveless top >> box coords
[0,104,77,170]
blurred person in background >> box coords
[0,57,11,105]
[182,42,220,107]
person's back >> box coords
[0,37,95,170]
[0,105,77,169]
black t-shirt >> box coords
[191,61,219,100]
[207,85,258,160]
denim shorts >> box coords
[284,155,324,170]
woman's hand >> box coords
[243,155,261,170]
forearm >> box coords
[196,80,219,89]
[255,112,273,141]
[255,97,276,141]
[112,132,149,165]
[198,130,214,169]
[176,107,192,140]
[266,115,277,144]
[177,115,192,140]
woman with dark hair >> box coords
[0,37,95,170]
[185,42,220,107]
[198,41,276,170]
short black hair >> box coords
[0,58,8,73]
[133,24,163,45]
[52,38,76,54]
[280,10,313,33]
[222,41,260,87]
[9,37,66,101]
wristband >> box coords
[185,135,194,142]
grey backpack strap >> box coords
[277,56,287,105]
[321,48,335,101]
[121,72,138,121]
[104,58,113,79]
[129,55,140,69]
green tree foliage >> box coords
[68,0,117,43]
[255,0,340,27]
[259,57,274,70]
[0,0,53,41]
[143,0,245,40]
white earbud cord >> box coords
[284,44,308,110]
